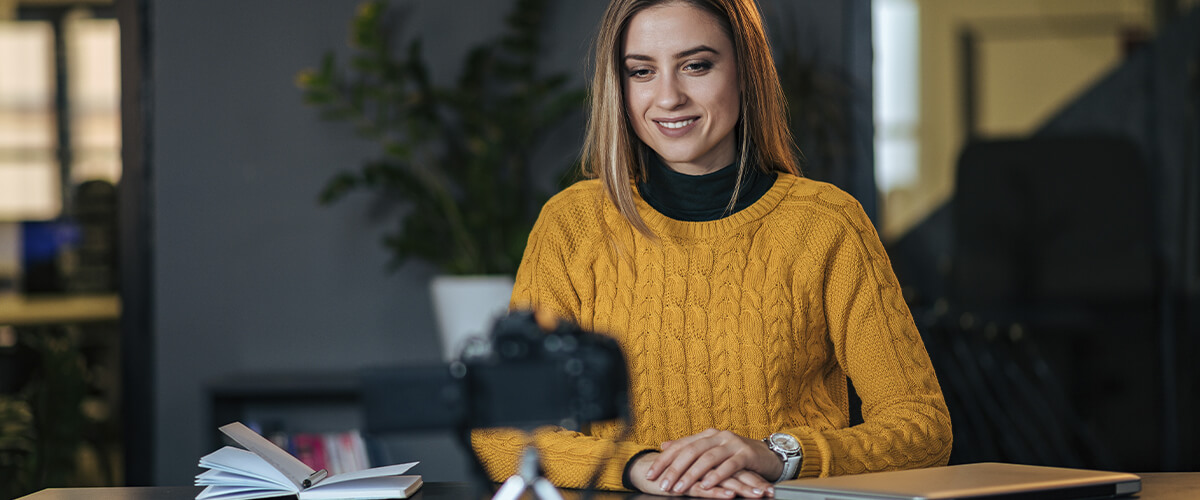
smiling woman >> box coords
[621,3,740,175]
[470,0,953,498]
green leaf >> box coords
[351,0,386,49]
[318,171,362,204]
[384,142,412,160]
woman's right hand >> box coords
[627,452,772,498]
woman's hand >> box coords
[627,452,772,498]
[644,429,782,496]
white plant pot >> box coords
[430,274,514,362]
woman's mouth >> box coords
[654,117,698,135]
[657,118,696,129]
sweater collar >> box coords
[630,168,794,241]
[637,154,776,222]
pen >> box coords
[302,469,328,488]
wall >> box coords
[146,0,864,486]
[148,0,507,484]
[880,0,1154,239]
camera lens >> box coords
[565,358,584,376]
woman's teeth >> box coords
[658,118,696,129]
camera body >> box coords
[361,310,629,432]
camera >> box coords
[360,310,630,432]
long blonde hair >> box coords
[581,0,800,236]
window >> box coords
[0,5,120,221]
[69,15,121,186]
[872,0,920,195]
[0,20,57,219]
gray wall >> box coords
[147,0,864,485]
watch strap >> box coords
[764,433,803,483]
[778,453,801,482]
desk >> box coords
[15,474,1200,500]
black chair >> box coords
[951,136,1156,320]
[931,136,1161,471]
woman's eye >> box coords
[684,61,713,72]
[627,68,652,78]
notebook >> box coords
[773,462,1141,500]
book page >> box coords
[299,476,423,500]
[220,422,315,488]
[195,467,282,488]
[196,485,298,500]
[198,446,295,491]
[314,462,417,486]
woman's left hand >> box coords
[644,428,783,495]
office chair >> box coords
[933,135,1159,470]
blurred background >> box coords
[0,0,1196,496]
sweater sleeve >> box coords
[784,195,953,477]
[470,195,657,491]
[471,427,656,491]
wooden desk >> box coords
[0,293,120,326]
[15,474,1200,500]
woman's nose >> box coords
[654,74,687,109]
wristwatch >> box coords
[764,432,803,482]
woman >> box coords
[472,0,952,497]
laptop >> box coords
[773,462,1141,500]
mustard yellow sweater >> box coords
[472,174,952,491]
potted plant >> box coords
[296,0,584,359]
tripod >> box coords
[492,445,563,500]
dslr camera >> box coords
[361,310,630,432]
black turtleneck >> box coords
[637,155,777,222]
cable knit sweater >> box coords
[471,173,952,491]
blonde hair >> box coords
[581,0,800,237]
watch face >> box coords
[769,433,801,454]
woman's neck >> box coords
[637,154,776,222]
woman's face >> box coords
[623,2,740,176]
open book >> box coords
[195,422,422,500]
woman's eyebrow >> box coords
[675,45,718,59]
[623,45,719,62]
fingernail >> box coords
[767,486,775,496]
[645,469,654,479]
[725,490,735,497]
[753,488,763,495]
[661,480,670,491]
[673,482,685,493]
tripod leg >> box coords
[493,475,528,500]
[494,443,564,500]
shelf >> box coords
[0,293,121,326]
[207,371,362,448]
